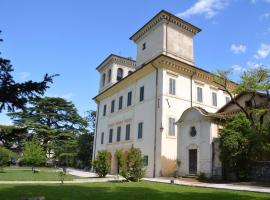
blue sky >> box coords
[0,0,270,124]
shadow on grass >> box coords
[0,182,269,200]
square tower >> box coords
[130,10,201,67]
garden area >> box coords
[0,182,269,200]
[0,167,78,181]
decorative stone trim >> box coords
[130,10,201,42]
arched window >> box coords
[107,69,111,83]
[117,68,123,81]
[128,70,133,75]
[102,73,106,86]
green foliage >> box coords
[0,147,11,172]
[115,147,145,182]
[22,136,46,167]
[77,133,94,168]
[127,147,145,181]
[115,149,128,179]
[93,150,111,177]
[198,172,206,180]
[0,125,27,152]
[220,113,253,180]
[9,97,88,166]
[58,171,66,184]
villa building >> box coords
[92,10,236,178]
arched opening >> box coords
[102,73,106,86]
[117,68,123,81]
[107,69,111,83]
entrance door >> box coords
[189,149,197,175]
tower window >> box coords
[140,86,144,102]
[197,87,203,102]
[102,73,106,86]
[212,92,217,106]
[107,69,111,83]
[117,68,123,81]
[142,42,146,50]
[169,78,176,95]
[127,91,132,106]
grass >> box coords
[0,167,78,181]
[0,182,269,200]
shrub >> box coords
[115,149,128,179]
[0,147,11,172]
[93,150,111,177]
[22,136,46,170]
[198,172,206,180]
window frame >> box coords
[212,92,217,106]
[197,86,203,102]
[118,96,123,110]
[103,104,107,116]
[139,86,144,102]
[125,124,130,141]
[138,122,143,139]
[116,126,121,142]
[169,78,176,95]
[168,117,176,136]
[127,91,132,106]
[111,100,115,113]
[109,128,113,143]
[101,132,104,144]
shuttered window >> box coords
[212,92,217,106]
[138,122,143,139]
[101,132,104,144]
[118,96,123,110]
[116,126,121,142]
[168,117,176,136]
[127,91,132,106]
[125,124,130,140]
[169,78,176,95]
[197,87,203,102]
[109,129,113,143]
[140,86,144,102]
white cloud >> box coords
[178,0,230,19]
[46,92,75,100]
[231,65,246,72]
[254,43,270,59]
[231,44,247,54]
[260,12,270,20]
[20,72,31,81]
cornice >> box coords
[96,54,136,71]
[130,10,201,42]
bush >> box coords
[115,147,145,182]
[115,149,128,179]
[93,150,111,177]
[0,147,11,172]
[127,147,145,181]
[22,136,46,169]
[198,172,206,180]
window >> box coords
[128,70,133,75]
[118,96,123,110]
[143,155,148,166]
[107,69,111,83]
[111,100,115,113]
[169,78,176,95]
[125,124,130,140]
[197,87,203,102]
[138,122,143,139]
[117,68,123,81]
[168,117,176,136]
[109,129,113,143]
[102,73,106,86]
[212,92,217,106]
[139,86,144,102]
[127,91,132,106]
[117,126,121,142]
[101,132,104,144]
[225,96,230,103]
[103,105,107,116]
[142,42,146,50]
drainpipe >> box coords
[92,102,100,169]
[190,72,196,107]
[151,63,159,178]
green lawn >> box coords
[0,182,269,200]
[0,167,78,181]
